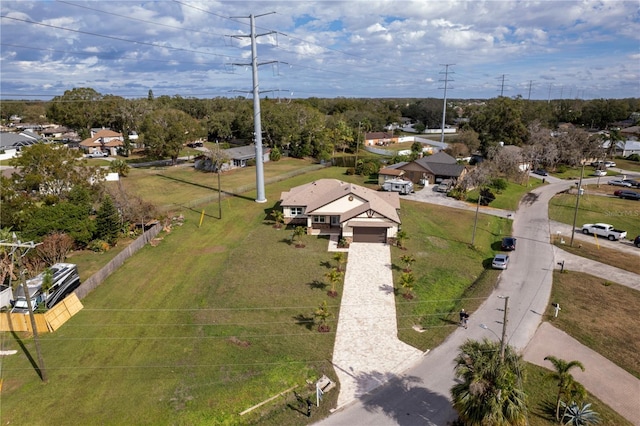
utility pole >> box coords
[439,64,454,144]
[471,193,481,246]
[230,12,275,204]
[527,80,533,101]
[0,238,47,382]
[499,74,507,97]
[569,162,585,247]
[499,295,509,362]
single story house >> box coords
[0,131,41,160]
[378,162,407,186]
[364,132,399,147]
[615,140,640,157]
[395,151,467,185]
[80,129,124,155]
[225,145,270,169]
[279,179,401,244]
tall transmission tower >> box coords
[498,74,508,97]
[439,64,454,145]
[527,80,534,100]
[230,12,276,204]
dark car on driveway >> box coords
[613,190,640,200]
[623,179,640,188]
[533,169,548,176]
[635,236,640,248]
[501,237,517,251]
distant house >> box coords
[378,163,407,186]
[364,132,399,147]
[395,151,466,185]
[615,140,640,157]
[42,126,68,139]
[0,131,41,160]
[79,129,124,156]
[193,145,270,172]
[225,145,270,169]
[279,179,401,244]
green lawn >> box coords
[466,178,546,211]
[525,363,632,426]
[614,158,640,173]
[548,192,640,239]
[2,163,632,425]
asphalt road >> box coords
[316,177,612,426]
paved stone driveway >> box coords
[331,242,424,408]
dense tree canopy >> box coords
[141,108,203,164]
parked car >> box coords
[590,161,604,167]
[594,169,607,177]
[604,161,616,168]
[492,254,510,270]
[533,169,548,176]
[622,179,640,188]
[635,235,640,248]
[581,223,627,241]
[613,190,640,200]
[501,237,517,251]
[608,179,633,187]
[85,151,108,158]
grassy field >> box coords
[2,160,633,425]
[548,192,640,239]
[1,164,507,425]
[614,158,640,172]
[547,271,640,379]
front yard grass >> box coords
[466,178,545,211]
[552,237,640,274]
[547,271,640,379]
[548,192,640,239]
[525,363,632,426]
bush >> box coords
[269,146,281,161]
[448,187,467,200]
[88,239,110,252]
[556,164,568,173]
[626,153,640,162]
[490,178,508,193]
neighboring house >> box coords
[224,145,270,169]
[396,151,467,185]
[615,140,640,157]
[364,132,399,147]
[79,129,124,155]
[279,179,401,244]
[0,131,41,160]
[42,126,68,139]
[378,162,407,186]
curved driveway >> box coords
[318,173,640,425]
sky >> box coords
[1,0,639,101]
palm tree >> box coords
[313,301,332,332]
[325,268,342,297]
[395,230,408,250]
[400,254,416,272]
[332,252,346,272]
[270,209,284,229]
[399,272,415,299]
[544,355,586,421]
[109,159,130,177]
[561,401,600,426]
[451,339,528,426]
[292,226,306,247]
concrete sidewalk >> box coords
[524,322,640,425]
[330,243,424,408]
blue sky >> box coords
[1,0,638,100]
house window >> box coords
[312,216,326,223]
[290,207,304,216]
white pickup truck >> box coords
[581,223,627,241]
